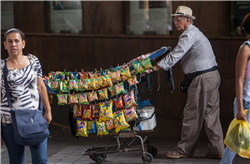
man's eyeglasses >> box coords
[173,17,182,23]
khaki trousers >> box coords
[175,70,225,156]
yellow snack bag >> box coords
[95,76,103,90]
[87,91,98,102]
[89,78,96,91]
[99,100,114,122]
[76,120,88,137]
[224,110,250,158]
[113,110,130,133]
[96,119,109,136]
[110,71,121,83]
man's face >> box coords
[173,16,189,33]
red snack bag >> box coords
[114,95,125,111]
[82,105,92,120]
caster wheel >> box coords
[142,152,153,164]
[100,153,107,160]
[94,155,103,164]
[147,146,157,157]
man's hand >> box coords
[236,109,247,121]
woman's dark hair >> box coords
[4,28,25,41]
[239,13,250,35]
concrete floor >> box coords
[1,112,249,164]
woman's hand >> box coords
[44,110,52,124]
[236,109,246,121]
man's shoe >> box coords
[166,150,190,159]
[205,153,223,159]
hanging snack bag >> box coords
[95,76,103,90]
[98,88,109,100]
[113,110,130,133]
[108,86,116,97]
[73,103,82,118]
[78,93,89,105]
[78,79,88,91]
[96,119,109,136]
[105,119,115,131]
[128,75,139,87]
[88,78,96,91]
[91,103,100,118]
[110,71,121,83]
[132,60,145,74]
[87,91,98,102]
[120,67,131,81]
[76,119,88,137]
[87,120,97,135]
[57,94,68,105]
[114,82,126,95]
[69,79,78,91]
[59,79,68,93]
[123,90,138,108]
[99,100,114,122]
[69,93,78,104]
[140,57,153,70]
[124,107,138,122]
[114,95,125,110]
[51,79,60,91]
[89,72,97,79]
[82,105,92,120]
[102,75,113,87]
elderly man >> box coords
[151,6,225,159]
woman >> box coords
[220,13,250,164]
[1,28,52,164]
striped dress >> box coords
[1,54,43,123]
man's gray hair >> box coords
[182,17,193,24]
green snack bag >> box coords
[59,80,68,92]
[114,82,126,95]
[140,57,153,70]
[51,79,60,91]
[78,93,89,105]
[132,60,145,74]
[57,94,68,105]
[78,79,88,91]
[69,79,78,91]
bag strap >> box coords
[244,42,250,48]
[3,59,12,108]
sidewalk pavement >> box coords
[1,113,249,164]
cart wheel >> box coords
[100,154,107,160]
[147,146,157,157]
[94,155,103,164]
[142,152,153,164]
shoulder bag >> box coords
[3,60,50,146]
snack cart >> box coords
[45,47,174,164]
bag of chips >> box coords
[69,79,78,91]
[99,100,114,122]
[51,79,60,91]
[78,79,88,91]
[82,105,92,120]
[114,95,125,110]
[124,107,138,122]
[108,86,116,97]
[95,77,103,90]
[57,94,68,105]
[87,120,97,135]
[76,119,88,137]
[113,110,130,133]
[59,80,68,92]
[105,119,115,131]
[123,90,138,108]
[96,119,109,136]
[98,88,109,100]
[110,71,121,83]
[120,66,131,81]
[114,82,126,95]
[91,104,100,118]
[132,60,145,74]
[102,75,113,87]
[73,104,82,118]
[78,93,89,105]
[69,93,78,104]
[88,78,96,91]
[140,57,153,70]
[128,75,139,87]
[87,91,98,102]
